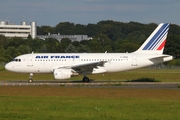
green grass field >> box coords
[1,68,180,82]
[0,87,180,120]
[0,68,180,120]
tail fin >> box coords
[134,23,170,54]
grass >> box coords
[0,66,5,71]
[0,68,180,119]
[0,86,180,120]
[1,68,180,82]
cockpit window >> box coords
[13,59,21,62]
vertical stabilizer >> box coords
[134,23,170,54]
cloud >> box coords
[56,3,147,14]
[0,0,180,26]
[16,2,50,10]
[85,0,103,2]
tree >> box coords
[72,41,80,47]
[88,39,102,52]
[75,24,86,34]
[27,34,32,39]
[45,38,60,53]
[8,37,25,48]
[17,45,31,55]
[39,45,47,53]
[55,22,75,35]
[95,33,112,52]
[64,44,78,53]
[165,34,180,58]
[86,23,100,37]
[0,45,5,61]
[77,44,91,53]
[0,35,8,48]
[37,26,55,35]
[27,38,44,52]
[61,38,72,52]
[4,46,18,61]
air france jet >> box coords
[5,23,173,82]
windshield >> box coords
[13,58,21,62]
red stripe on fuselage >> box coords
[157,40,166,50]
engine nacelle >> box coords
[53,68,72,80]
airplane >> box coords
[5,23,173,83]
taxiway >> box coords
[0,80,179,89]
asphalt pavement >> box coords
[0,80,179,89]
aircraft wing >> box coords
[53,61,107,74]
[72,61,106,68]
[71,61,107,74]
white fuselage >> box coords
[5,53,172,74]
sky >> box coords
[0,0,180,26]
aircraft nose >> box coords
[5,63,13,71]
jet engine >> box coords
[53,68,72,80]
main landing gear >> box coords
[82,76,90,83]
[29,73,33,83]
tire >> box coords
[83,77,90,83]
[29,78,33,83]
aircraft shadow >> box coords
[126,78,160,82]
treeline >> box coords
[38,20,180,59]
[1,20,180,65]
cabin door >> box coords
[131,55,137,66]
[27,55,33,66]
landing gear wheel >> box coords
[29,78,33,83]
[29,73,33,83]
[82,77,90,83]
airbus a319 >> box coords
[5,23,173,82]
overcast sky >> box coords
[0,0,180,26]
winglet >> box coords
[134,23,170,54]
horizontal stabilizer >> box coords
[148,55,173,60]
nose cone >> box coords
[5,63,13,72]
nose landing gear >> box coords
[29,73,33,83]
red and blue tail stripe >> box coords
[142,23,170,50]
